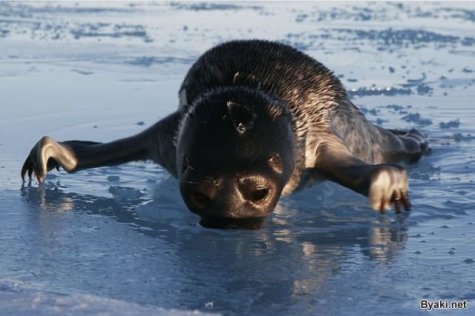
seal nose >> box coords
[181,174,277,220]
[237,176,271,205]
[185,178,220,211]
[189,190,212,209]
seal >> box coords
[21,40,429,228]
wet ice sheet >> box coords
[0,279,209,316]
[0,2,474,316]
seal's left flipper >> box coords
[309,135,411,213]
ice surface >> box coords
[0,279,210,316]
[0,2,474,315]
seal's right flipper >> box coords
[21,136,79,183]
[21,111,181,183]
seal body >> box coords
[178,40,425,195]
[22,40,429,228]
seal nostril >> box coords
[249,188,269,203]
[190,191,211,209]
[238,176,272,204]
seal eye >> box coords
[226,101,257,135]
[268,154,283,174]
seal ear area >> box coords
[266,101,291,121]
[226,101,257,135]
[233,72,261,90]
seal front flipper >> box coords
[21,111,180,183]
[21,136,80,183]
[308,132,410,213]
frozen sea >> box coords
[0,2,474,315]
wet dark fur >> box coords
[179,40,425,195]
[22,40,429,226]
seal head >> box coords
[176,87,295,227]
